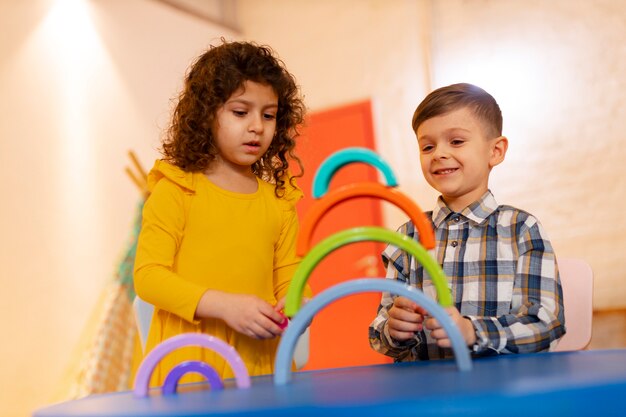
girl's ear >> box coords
[489,136,508,168]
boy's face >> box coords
[416,107,507,212]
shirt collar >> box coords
[431,190,498,227]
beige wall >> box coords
[0,1,235,416]
[427,0,626,309]
[3,1,626,416]
[238,0,626,310]
[236,0,439,237]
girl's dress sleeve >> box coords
[273,176,312,301]
[133,178,206,324]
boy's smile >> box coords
[417,107,507,212]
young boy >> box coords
[369,83,565,361]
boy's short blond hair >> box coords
[412,83,502,139]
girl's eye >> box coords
[263,113,276,121]
[233,110,247,117]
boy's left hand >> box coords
[424,306,477,348]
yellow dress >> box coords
[133,160,310,386]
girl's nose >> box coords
[248,114,264,133]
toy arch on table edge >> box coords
[275,278,472,385]
[133,333,250,398]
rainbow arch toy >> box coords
[133,333,250,397]
[273,147,471,383]
[132,147,471,397]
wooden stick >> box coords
[128,150,148,182]
[125,167,145,193]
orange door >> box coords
[295,100,392,370]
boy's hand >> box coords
[387,296,428,341]
[424,306,477,348]
[198,291,285,339]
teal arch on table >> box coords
[312,147,398,198]
[284,226,452,317]
[274,278,472,385]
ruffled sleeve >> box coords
[134,160,205,324]
[273,172,311,300]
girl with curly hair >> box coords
[134,39,311,384]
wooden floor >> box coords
[588,309,626,350]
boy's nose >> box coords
[433,147,450,160]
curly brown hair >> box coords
[161,39,305,197]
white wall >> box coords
[0,1,235,416]
[3,1,626,416]
[238,0,626,310]
[428,0,626,309]
[236,0,438,235]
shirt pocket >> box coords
[460,263,516,317]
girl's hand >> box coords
[274,296,286,313]
[273,296,310,313]
[387,296,428,341]
[423,306,477,348]
[273,296,311,329]
[196,291,285,339]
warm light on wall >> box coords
[37,0,110,276]
[434,41,546,129]
[40,0,102,169]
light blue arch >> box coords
[312,147,398,198]
[274,279,472,385]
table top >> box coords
[34,349,626,417]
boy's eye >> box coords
[421,145,434,153]
[451,138,464,145]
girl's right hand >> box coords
[196,291,285,339]
[387,296,427,341]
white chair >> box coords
[553,258,593,351]
[132,296,310,368]
[132,296,155,352]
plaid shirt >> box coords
[369,191,566,361]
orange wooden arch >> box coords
[297,182,435,256]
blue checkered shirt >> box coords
[369,191,566,360]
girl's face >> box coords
[212,80,278,173]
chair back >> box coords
[553,258,593,351]
[132,296,154,352]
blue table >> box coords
[34,350,626,417]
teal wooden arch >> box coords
[312,147,398,198]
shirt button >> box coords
[451,241,458,247]
[454,216,460,222]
